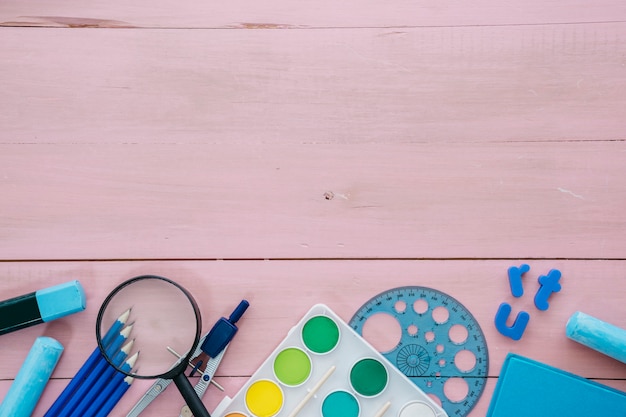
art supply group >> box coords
[1,267,625,417]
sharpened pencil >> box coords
[56,325,133,417]
[43,309,131,417]
[83,352,139,417]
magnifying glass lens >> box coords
[97,276,200,378]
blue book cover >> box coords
[487,353,626,417]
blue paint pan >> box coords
[487,353,626,417]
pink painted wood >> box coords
[1,1,625,416]
[1,142,625,260]
[1,25,625,145]
[1,0,626,28]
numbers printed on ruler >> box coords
[349,287,489,417]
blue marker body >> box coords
[0,337,64,417]
[0,280,86,335]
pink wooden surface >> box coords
[1,1,626,416]
[2,24,626,145]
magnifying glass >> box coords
[96,275,211,417]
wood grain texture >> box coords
[1,24,625,145]
[1,0,626,28]
[2,142,625,260]
[0,260,625,416]
[1,0,626,415]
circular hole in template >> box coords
[413,299,428,314]
[448,324,469,345]
[349,358,388,397]
[438,359,446,367]
[302,315,340,354]
[454,349,477,373]
[225,413,248,417]
[443,377,469,403]
[245,379,284,417]
[436,344,445,354]
[432,306,450,324]
[407,324,418,336]
[273,347,312,386]
[427,394,442,408]
[398,401,437,417]
[395,300,407,313]
[321,390,360,417]
[361,313,402,353]
[424,331,435,343]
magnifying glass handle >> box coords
[173,373,211,417]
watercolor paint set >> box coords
[213,304,448,417]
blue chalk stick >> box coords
[566,311,626,364]
[0,336,64,417]
[37,280,87,322]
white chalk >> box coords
[0,336,64,417]
[566,311,626,364]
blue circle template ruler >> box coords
[349,286,489,417]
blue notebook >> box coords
[487,353,626,417]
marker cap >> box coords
[36,280,87,322]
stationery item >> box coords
[127,346,228,417]
[213,304,447,417]
[286,365,335,417]
[97,275,210,417]
[566,311,626,364]
[191,300,249,376]
[486,353,626,417]
[373,401,392,417]
[127,299,250,417]
[44,310,131,417]
[65,340,135,417]
[349,286,488,417]
[0,280,86,335]
[0,336,64,417]
[94,376,134,417]
[84,354,139,417]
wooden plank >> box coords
[1,141,625,260]
[1,24,625,145]
[0,260,625,416]
[1,0,626,28]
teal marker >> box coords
[0,280,86,335]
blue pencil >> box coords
[83,353,138,417]
[93,376,134,417]
[55,325,133,417]
[44,309,131,417]
[67,340,134,417]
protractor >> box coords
[349,286,489,417]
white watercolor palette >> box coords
[213,304,448,417]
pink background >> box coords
[1,1,626,416]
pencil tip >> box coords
[120,324,133,338]
[127,351,140,366]
[121,339,135,353]
[118,308,132,324]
